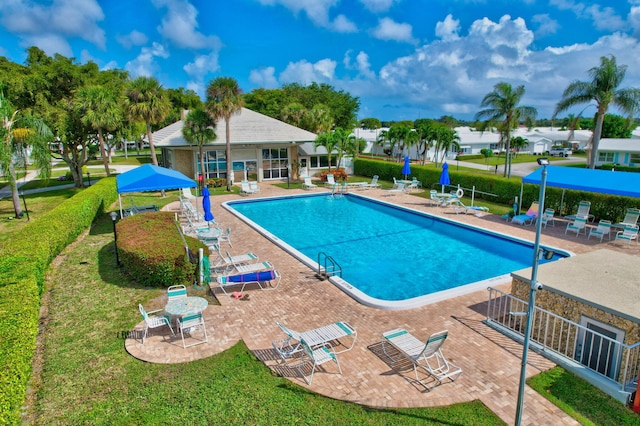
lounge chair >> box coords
[381,328,462,390]
[511,201,539,226]
[217,227,232,247]
[288,340,342,385]
[588,220,611,242]
[385,182,406,195]
[181,187,196,201]
[614,225,639,245]
[565,216,587,236]
[177,312,208,348]
[272,321,357,359]
[365,175,381,189]
[233,260,273,274]
[613,208,640,230]
[429,190,442,207]
[249,181,260,193]
[240,181,259,195]
[452,200,489,215]
[302,177,318,190]
[565,200,594,223]
[324,174,336,187]
[215,269,281,294]
[209,243,258,272]
[138,304,174,344]
[540,208,555,227]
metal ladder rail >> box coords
[317,252,343,278]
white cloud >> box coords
[279,58,337,85]
[358,0,400,13]
[343,50,376,79]
[117,30,149,49]
[550,0,626,32]
[630,6,640,38]
[331,14,357,32]
[249,66,279,88]
[372,17,416,43]
[183,51,220,77]
[435,14,460,41]
[531,14,558,37]
[0,0,106,53]
[256,0,355,32]
[152,0,222,49]
[125,42,170,77]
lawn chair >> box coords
[429,190,442,207]
[167,285,187,303]
[209,244,258,272]
[324,174,336,187]
[540,208,555,228]
[613,208,640,230]
[217,227,232,247]
[177,313,208,348]
[365,175,381,189]
[233,260,273,274]
[240,181,259,195]
[385,182,406,196]
[452,200,489,215]
[381,329,462,390]
[302,177,318,190]
[565,216,587,236]
[272,321,357,360]
[511,201,539,226]
[588,220,611,242]
[215,269,281,295]
[281,339,341,385]
[138,304,174,344]
[614,225,639,246]
[565,200,594,223]
[181,187,196,201]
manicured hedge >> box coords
[0,177,117,426]
[354,158,640,221]
[118,212,207,287]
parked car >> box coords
[547,147,572,157]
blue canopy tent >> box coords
[520,165,640,214]
[116,164,196,217]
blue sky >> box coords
[1,0,640,122]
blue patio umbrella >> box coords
[401,156,411,180]
[202,186,214,222]
[439,162,450,193]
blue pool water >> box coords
[226,193,566,305]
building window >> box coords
[262,148,289,179]
[199,150,227,179]
[629,153,640,165]
[309,155,337,168]
[598,152,614,163]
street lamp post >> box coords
[515,157,549,425]
[86,171,91,186]
[109,212,121,266]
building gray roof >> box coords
[153,107,318,148]
[597,138,640,152]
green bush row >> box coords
[354,158,640,222]
[117,212,207,287]
[0,177,117,426]
[456,154,484,160]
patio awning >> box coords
[522,165,640,198]
[116,164,196,194]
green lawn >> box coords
[462,154,581,166]
[528,367,638,426]
[26,212,505,425]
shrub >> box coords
[0,177,117,425]
[207,178,227,188]
[318,168,348,182]
[118,212,208,287]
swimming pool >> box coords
[224,193,570,309]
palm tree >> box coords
[205,77,244,192]
[126,77,170,167]
[75,85,123,176]
[476,82,537,178]
[313,132,338,171]
[0,86,52,217]
[182,108,217,181]
[332,127,356,168]
[305,104,333,134]
[434,126,460,167]
[554,55,640,169]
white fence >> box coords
[486,287,639,402]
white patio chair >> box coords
[540,208,555,227]
[167,285,187,303]
[588,220,611,242]
[614,225,639,246]
[290,340,342,385]
[365,175,381,189]
[302,177,318,190]
[138,304,174,344]
[272,321,357,360]
[324,174,336,187]
[381,329,462,390]
[177,312,208,348]
[565,216,587,236]
[217,227,232,247]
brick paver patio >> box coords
[126,182,638,425]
